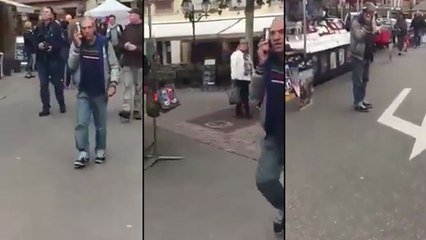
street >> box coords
[286,48,426,239]
[0,74,142,239]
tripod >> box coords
[144,114,184,170]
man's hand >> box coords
[107,85,116,97]
[125,42,137,51]
[47,46,53,52]
[73,31,82,48]
[38,43,45,50]
[257,39,270,66]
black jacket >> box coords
[23,30,36,53]
[34,20,65,62]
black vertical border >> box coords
[283,1,287,240]
[141,1,146,239]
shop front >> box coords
[0,0,35,77]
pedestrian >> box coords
[34,6,66,117]
[411,12,426,48]
[23,21,36,79]
[106,14,124,60]
[61,14,73,88]
[67,5,85,41]
[118,8,143,120]
[251,16,284,233]
[395,13,407,55]
[68,17,119,169]
[230,37,254,119]
[348,2,377,112]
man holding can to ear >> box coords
[349,2,378,112]
[251,16,284,233]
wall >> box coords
[0,3,16,58]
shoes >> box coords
[74,151,89,169]
[39,109,50,117]
[95,150,106,164]
[354,104,369,112]
[133,111,142,120]
[60,105,66,113]
[273,210,284,233]
[119,110,131,119]
[362,102,372,109]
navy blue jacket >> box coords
[34,21,65,63]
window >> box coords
[155,0,173,13]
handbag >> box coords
[227,81,240,105]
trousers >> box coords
[75,92,108,152]
[121,66,143,113]
[37,60,65,110]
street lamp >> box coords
[181,0,211,41]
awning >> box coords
[145,13,283,40]
[218,14,281,37]
[0,0,35,13]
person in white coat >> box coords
[230,37,253,118]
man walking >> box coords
[34,6,66,116]
[230,37,253,119]
[68,17,119,169]
[118,8,143,120]
[349,2,377,112]
[106,14,124,60]
[251,17,284,233]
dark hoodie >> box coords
[119,23,143,68]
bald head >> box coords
[65,14,72,22]
[80,16,96,40]
[270,16,284,53]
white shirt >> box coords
[230,50,252,81]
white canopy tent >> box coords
[85,0,131,26]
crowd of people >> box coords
[21,5,143,168]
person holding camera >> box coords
[349,2,378,112]
[34,6,66,117]
[250,16,284,233]
[68,17,119,169]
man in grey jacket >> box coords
[349,2,378,112]
[68,17,119,169]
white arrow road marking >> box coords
[377,88,426,160]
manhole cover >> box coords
[204,120,233,129]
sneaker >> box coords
[39,109,50,117]
[354,104,369,112]
[273,210,284,233]
[119,110,131,119]
[74,151,89,169]
[95,150,106,164]
[362,101,372,109]
[133,111,142,120]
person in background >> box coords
[106,14,124,60]
[411,11,426,48]
[230,37,253,119]
[68,17,119,169]
[118,8,143,120]
[23,21,36,79]
[395,13,407,55]
[68,5,85,42]
[63,14,73,88]
[34,6,66,117]
[251,16,284,234]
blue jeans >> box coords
[75,92,107,152]
[351,58,369,106]
[256,137,284,211]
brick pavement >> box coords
[149,88,264,160]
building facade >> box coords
[146,0,284,64]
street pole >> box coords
[302,0,307,59]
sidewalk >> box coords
[153,88,264,160]
[144,120,282,240]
